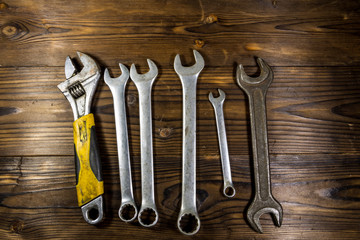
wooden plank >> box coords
[1,0,360,67]
[0,154,359,239]
[0,66,359,156]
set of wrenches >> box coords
[58,50,282,235]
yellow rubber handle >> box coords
[73,113,104,206]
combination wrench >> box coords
[130,59,158,227]
[104,64,138,222]
[174,50,204,235]
[236,58,282,233]
[208,89,236,198]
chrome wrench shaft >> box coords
[130,59,158,227]
[174,50,204,235]
[104,64,138,222]
[209,89,236,198]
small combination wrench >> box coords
[209,89,236,198]
[174,50,204,235]
[104,64,138,222]
[130,59,159,227]
[57,52,104,224]
[236,58,282,233]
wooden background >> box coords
[1,0,360,239]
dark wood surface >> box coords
[1,0,359,239]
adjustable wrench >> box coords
[57,52,104,224]
[174,50,204,235]
[104,64,137,222]
[130,59,158,227]
[208,89,236,198]
[236,58,282,233]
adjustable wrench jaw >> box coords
[58,52,101,120]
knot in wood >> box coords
[9,220,24,234]
[126,94,136,105]
[0,2,9,10]
[158,128,173,138]
[194,39,205,48]
[204,14,218,24]
[1,22,25,39]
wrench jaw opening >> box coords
[104,63,130,88]
[177,210,201,236]
[246,197,283,233]
[236,58,273,95]
[174,50,204,78]
[208,89,226,106]
[81,195,104,225]
[130,59,158,86]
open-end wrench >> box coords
[104,64,138,222]
[130,59,158,227]
[57,52,104,224]
[174,50,204,235]
[236,58,282,233]
[208,89,236,198]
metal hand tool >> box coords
[174,50,204,235]
[130,59,158,227]
[104,64,137,222]
[57,52,104,225]
[236,58,282,233]
[208,89,236,198]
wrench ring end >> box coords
[177,213,200,235]
[138,207,158,227]
[223,184,236,198]
[118,202,138,223]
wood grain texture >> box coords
[0,0,360,239]
[0,66,359,157]
[0,154,359,239]
[1,0,360,67]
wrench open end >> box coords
[236,58,273,88]
[178,213,200,236]
[208,88,226,105]
[104,63,130,87]
[174,50,204,77]
[130,59,158,84]
[247,204,283,233]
